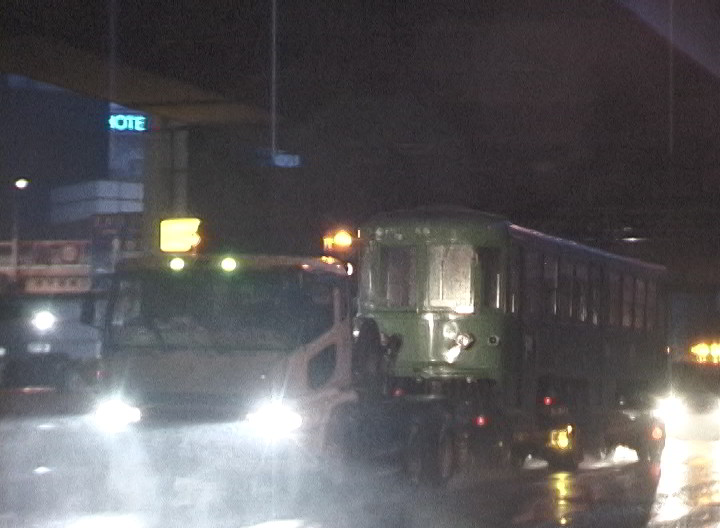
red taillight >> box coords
[651,425,664,441]
[474,415,489,427]
[95,369,109,381]
[543,396,554,406]
[392,387,405,397]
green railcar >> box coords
[356,207,668,419]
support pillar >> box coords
[144,117,190,254]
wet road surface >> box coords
[1,396,720,528]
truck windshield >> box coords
[108,268,334,352]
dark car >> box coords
[0,294,102,392]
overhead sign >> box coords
[272,152,302,168]
[256,149,303,168]
[160,218,202,253]
[109,114,148,132]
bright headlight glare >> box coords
[246,401,302,438]
[31,310,56,332]
[93,399,142,433]
[654,395,687,423]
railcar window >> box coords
[589,265,602,326]
[379,246,417,308]
[656,286,666,331]
[427,245,474,312]
[523,250,542,318]
[646,280,656,331]
[622,274,634,328]
[608,272,621,327]
[479,248,502,310]
[558,259,574,320]
[543,254,558,316]
[634,279,646,330]
[507,246,522,314]
[574,263,588,322]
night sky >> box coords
[3,0,720,258]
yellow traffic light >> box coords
[160,218,202,253]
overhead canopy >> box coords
[0,35,269,125]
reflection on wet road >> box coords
[649,438,720,527]
[6,429,720,527]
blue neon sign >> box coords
[109,114,148,132]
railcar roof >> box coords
[115,254,349,276]
[363,207,665,273]
[364,206,508,227]
[508,224,666,273]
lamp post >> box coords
[10,178,29,281]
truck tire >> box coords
[62,367,89,393]
[404,422,455,487]
[636,443,662,465]
[404,422,425,486]
[428,427,455,487]
[352,319,384,389]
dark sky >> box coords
[3,0,720,256]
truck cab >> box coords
[89,254,450,510]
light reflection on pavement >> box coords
[8,423,720,527]
[648,438,720,527]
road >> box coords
[0,397,719,528]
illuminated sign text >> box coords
[109,114,148,132]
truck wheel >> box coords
[352,319,383,388]
[510,450,527,469]
[63,367,89,393]
[549,446,582,471]
[636,443,662,465]
[321,407,354,488]
[404,423,425,486]
[405,423,455,487]
[428,428,455,487]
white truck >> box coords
[83,254,451,515]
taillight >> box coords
[474,415,489,427]
[651,425,664,441]
[392,387,405,397]
[543,396,554,406]
[95,369,109,381]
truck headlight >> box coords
[246,401,302,439]
[92,399,142,433]
[653,395,687,424]
[31,310,56,332]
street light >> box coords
[11,178,30,280]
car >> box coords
[0,293,101,392]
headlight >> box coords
[455,332,475,349]
[31,310,56,332]
[654,395,687,423]
[92,399,142,433]
[245,401,302,439]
